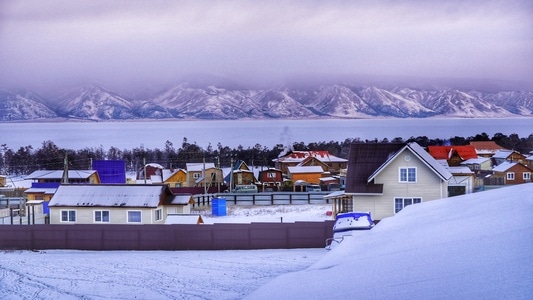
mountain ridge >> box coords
[1,82,531,121]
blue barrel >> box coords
[211,197,227,216]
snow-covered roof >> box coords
[24,187,57,195]
[25,170,97,180]
[164,214,204,224]
[49,184,171,208]
[469,141,508,154]
[492,161,517,172]
[461,157,491,165]
[447,166,474,175]
[323,190,345,199]
[186,163,216,172]
[287,166,324,174]
[274,151,348,163]
[169,194,194,205]
[145,163,164,169]
[493,150,516,159]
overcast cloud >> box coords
[0,0,532,92]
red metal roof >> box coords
[427,146,478,160]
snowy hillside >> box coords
[1,82,532,121]
[248,183,533,299]
[53,84,137,120]
[0,89,57,121]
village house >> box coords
[469,141,509,158]
[137,163,187,187]
[225,160,257,191]
[185,163,223,189]
[488,162,532,186]
[526,154,533,170]
[438,162,475,196]
[48,184,194,225]
[25,170,100,185]
[327,142,452,221]
[273,151,348,175]
[492,150,527,166]
[24,170,101,215]
[257,168,283,191]
[460,157,493,172]
[427,145,478,166]
[287,165,325,186]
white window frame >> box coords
[399,167,417,183]
[94,210,110,223]
[193,173,200,179]
[60,210,76,223]
[523,172,531,181]
[506,172,515,180]
[394,197,422,214]
[127,210,142,223]
[155,208,163,221]
[267,172,276,178]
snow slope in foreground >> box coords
[247,183,533,299]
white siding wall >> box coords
[49,206,167,225]
[166,205,191,215]
[352,148,448,220]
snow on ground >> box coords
[195,204,333,224]
[0,248,324,300]
[1,185,532,299]
[248,183,533,299]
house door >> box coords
[448,186,466,197]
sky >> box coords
[1,0,532,93]
[1,183,531,299]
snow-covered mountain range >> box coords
[1,82,532,121]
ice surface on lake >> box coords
[1,118,531,150]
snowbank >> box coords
[247,183,533,299]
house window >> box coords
[394,197,422,213]
[267,172,276,178]
[127,211,142,223]
[399,167,416,183]
[193,173,200,179]
[506,172,515,180]
[155,208,163,221]
[61,210,76,222]
[524,173,531,181]
[94,210,110,223]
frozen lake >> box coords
[1,118,531,150]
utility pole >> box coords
[143,157,147,184]
[229,156,234,192]
[61,153,69,184]
[203,157,207,195]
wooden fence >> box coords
[0,221,335,251]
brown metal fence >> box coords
[0,221,335,251]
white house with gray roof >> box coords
[48,184,194,225]
[330,142,452,220]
